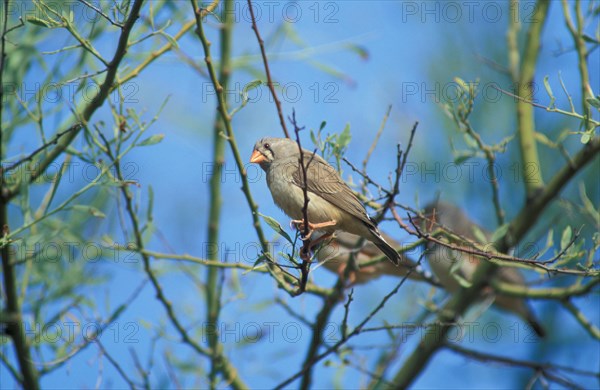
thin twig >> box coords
[274,297,313,326]
[362,105,392,170]
[377,121,418,223]
[199,0,234,387]
[461,119,505,225]
[192,0,297,297]
[246,0,290,138]
[95,340,138,389]
[446,343,598,388]
[399,210,598,276]
[3,0,145,201]
[561,298,600,339]
[492,84,599,127]
[78,0,124,27]
[289,109,317,293]
[341,289,354,338]
[276,253,424,389]
[1,124,81,174]
[0,0,40,386]
[343,157,390,197]
[39,280,147,375]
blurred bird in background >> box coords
[420,200,545,337]
[314,231,430,285]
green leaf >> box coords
[582,34,599,44]
[580,132,591,144]
[258,212,293,244]
[252,254,267,268]
[586,97,600,109]
[242,80,262,103]
[463,133,479,149]
[310,130,318,146]
[72,205,106,218]
[138,134,165,147]
[454,77,468,93]
[159,31,178,48]
[560,226,572,251]
[244,79,262,91]
[545,229,554,250]
[534,131,559,148]
[337,124,352,149]
[450,260,471,288]
[345,43,369,60]
[579,183,600,223]
[146,185,155,222]
[319,121,327,131]
[471,225,488,244]
[26,17,51,28]
[543,75,555,107]
[454,153,473,165]
[490,224,509,243]
[44,162,66,216]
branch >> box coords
[99,131,246,388]
[561,299,600,340]
[289,110,317,293]
[389,128,599,387]
[492,277,599,300]
[399,210,598,276]
[461,118,505,225]
[246,0,290,138]
[141,248,333,296]
[362,105,392,170]
[3,0,145,201]
[446,343,598,389]
[95,340,138,389]
[391,75,598,390]
[377,122,418,222]
[276,254,423,389]
[77,0,124,28]
[492,84,600,127]
[1,123,81,175]
[561,0,593,131]
[192,0,296,296]
[296,121,418,388]
[202,0,234,387]
[506,136,600,246]
[512,0,550,198]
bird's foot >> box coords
[290,219,337,241]
[308,232,334,251]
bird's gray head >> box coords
[250,137,299,169]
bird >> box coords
[420,200,546,337]
[250,137,401,265]
[314,231,430,285]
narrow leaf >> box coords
[586,97,600,109]
[543,75,555,108]
[560,226,572,251]
[258,212,293,244]
[138,134,165,147]
[26,17,51,27]
[490,224,509,243]
[72,205,106,218]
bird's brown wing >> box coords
[290,154,376,230]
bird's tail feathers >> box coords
[373,235,401,265]
[526,312,546,338]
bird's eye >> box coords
[264,143,270,149]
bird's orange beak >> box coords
[250,149,266,164]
